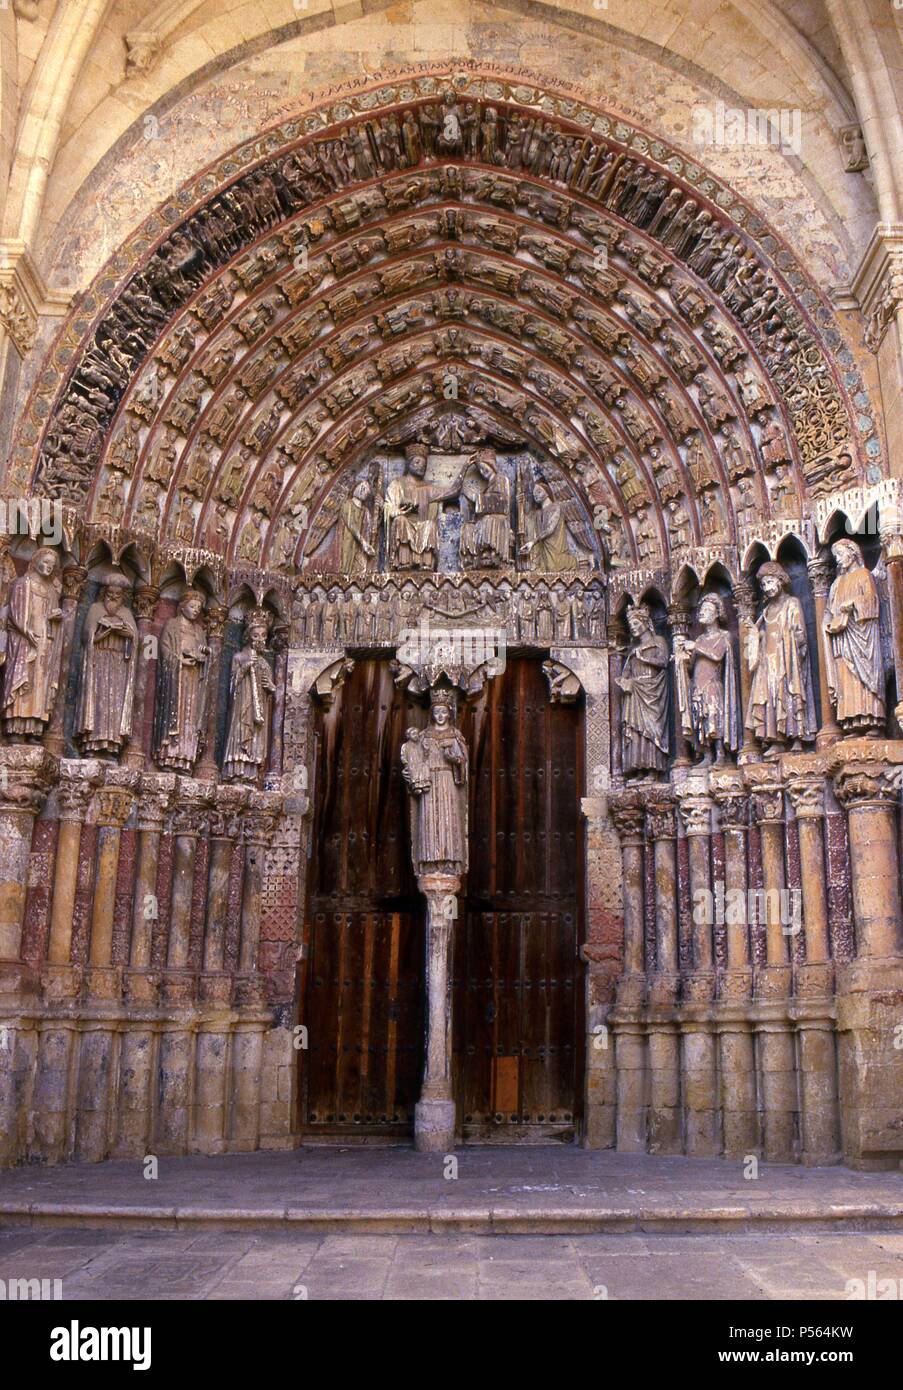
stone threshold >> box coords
[4,1202,903,1235]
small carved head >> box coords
[626,603,653,637]
[698,593,725,626]
[179,589,205,620]
[831,538,862,571]
[31,546,60,579]
[757,561,790,600]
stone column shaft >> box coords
[125,585,161,770]
[46,763,100,967]
[0,748,57,967]
[677,789,718,1156]
[87,783,136,971]
[415,876,458,1152]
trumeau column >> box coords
[831,742,903,1168]
[645,797,680,1154]
[44,565,86,758]
[786,768,840,1165]
[676,785,719,1158]
[710,772,758,1158]
[745,767,795,1162]
[609,792,648,1152]
[807,553,842,749]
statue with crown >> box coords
[400,684,468,879]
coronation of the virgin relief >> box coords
[0,0,902,1171]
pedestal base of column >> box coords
[647,1027,681,1154]
[85,966,122,1001]
[0,960,37,996]
[414,1097,456,1152]
[124,969,160,1005]
[199,972,233,1005]
[161,971,195,1006]
[41,964,81,1002]
[758,1026,798,1163]
[718,1026,759,1159]
[615,1026,649,1152]
[836,958,903,1170]
[31,1025,77,1164]
[682,1025,721,1157]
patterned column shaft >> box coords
[834,760,903,958]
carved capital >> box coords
[850,223,903,353]
[57,759,104,822]
[645,799,676,840]
[677,793,713,837]
[0,746,58,817]
[733,577,756,623]
[786,774,825,820]
[608,792,646,844]
[710,771,748,829]
[806,552,833,599]
[205,602,228,642]
[133,584,161,622]
[91,786,136,829]
[243,789,283,844]
[743,766,785,823]
[833,760,903,810]
[169,778,214,836]
[136,772,177,833]
[209,783,250,839]
[61,564,88,605]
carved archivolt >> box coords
[13,74,880,603]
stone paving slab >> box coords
[1,1228,901,1300]
[0,1147,902,1234]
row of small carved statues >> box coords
[619,539,887,773]
[294,581,607,646]
[2,549,275,783]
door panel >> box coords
[303,661,424,1137]
[302,656,584,1142]
[455,659,583,1142]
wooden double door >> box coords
[302,656,584,1142]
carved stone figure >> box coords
[338,475,377,567]
[154,590,211,772]
[1,547,63,740]
[400,687,468,877]
[618,604,670,776]
[744,562,817,754]
[75,574,138,758]
[674,594,739,766]
[223,609,276,783]
[519,482,577,572]
[823,538,885,733]
[460,449,512,569]
[385,444,463,571]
